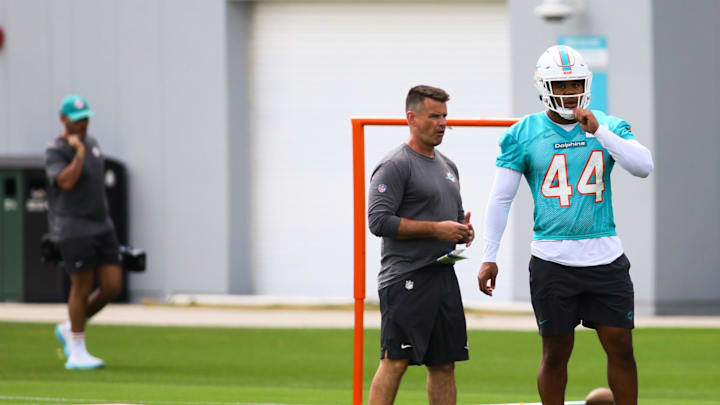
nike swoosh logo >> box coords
[400,344,412,349]
[538,320,548,325]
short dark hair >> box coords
[406,85,450,113]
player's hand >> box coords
[574,108,599,134]
[434,220,470,244]
[478,262,498,296]
[64,134,86,157]
[463,212,474,247]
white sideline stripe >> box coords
[479,402,584,405]
[0,397,586,405]
[0,396,302,405]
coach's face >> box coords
[410,98,447,149]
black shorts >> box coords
[378,263,469,366]
[57,231,122,273]
[529,254,634,337]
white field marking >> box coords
[0,396,588,405]
[0,396,306,405]
[479,402,585,405]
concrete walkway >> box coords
[2,302,720,330]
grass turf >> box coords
[0,322,718,404]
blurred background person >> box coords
[45,94,123,370]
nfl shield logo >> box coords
[405,280,414,290]
[377,184,387,193]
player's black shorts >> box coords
[57,231,122,273]
[378,263,469,366]
[529,254,634,337]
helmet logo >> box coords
[557,47,574,75]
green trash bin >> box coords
[0,156,68,302]
[0,168,24,301]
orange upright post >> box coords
[351,118,367,405]
[351,117,517,405]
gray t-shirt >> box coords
[368,143,465,290]
[44,135,114,241]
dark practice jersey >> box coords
[368,143,465,290]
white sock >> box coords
[70,332,87,356]
[61,320,71,332]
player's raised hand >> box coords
[435,220,470,243]
[463,212,474,247]
[574,108,599,134]
[478,262,498,296]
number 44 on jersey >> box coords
[541,151,605,207]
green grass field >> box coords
[1,322,719,404]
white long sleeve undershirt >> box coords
[482,123,653,266]
[593,124,654,177]
[482,167,520,263]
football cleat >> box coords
[65,351,105,370]
[54,322,71,358]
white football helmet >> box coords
[534,45,592,119]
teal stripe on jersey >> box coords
[496,111,634,240]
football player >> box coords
[478,45,653,405]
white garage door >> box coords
[248,1,514,303]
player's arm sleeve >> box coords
[482,167,522,262]
[368,161,405,238]
[44,145,68,186]
[594,124,654,178]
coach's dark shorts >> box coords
[529,254,634,337]
[378,263,469,366]
[57,231,122,273]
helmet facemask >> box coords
[534,45,593,120]
[538,77,592,120]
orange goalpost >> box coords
[351,116,518,405]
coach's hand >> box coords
[463,212,474,247]
[434,220,471,244]
[478,262,498,296]
[574,108,599,134]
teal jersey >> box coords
[497,111,635,240]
